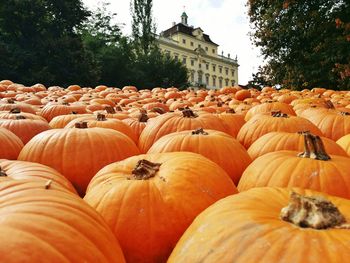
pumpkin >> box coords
[49,113,90,128]
[0,160,77,193]
[0,116,50,144]
[337,134,350,156]
[238,133,350,198]
[0,180,125,262]
[244,101,296,121]
[0,108,45,121]
[122,112,149,140]
[39,104,87,121]
[0,127,23,159]
[148,128,251,184]
[138,108,229,153]
[217,111,245,138]
[65,113,137,143]
[84,152,237,263]
[18,122,140,196]
[168,187,350,263]
[237,111,323,149]
[248,131,348,160]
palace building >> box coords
[158,12,239,89]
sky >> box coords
[83,0,263,85]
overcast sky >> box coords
[83,0,263,85]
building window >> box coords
[225,79,229,86]
[206,75,209,85]
[219,78,223,88]
[191,41,194,47]
[205,47,208,51]
[212,49,215,54]
[174,54,179,60]
[165,50,171,57]
[182,57,186,65]
[219,67,222,74]
[206,64,209,70]
[191,72,194,83]
[212,76,216,87]
[182,39,186,44]
[198,44,201,48]
[191,60,194,66]
[198,72,203,85]
[225,68,228,75]
[213,65,216,72]
[199,63,202,69]
[231,70,235,77]
[231,80,236,86]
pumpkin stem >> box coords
[105,106,116,114]
[74,122,88,129]
[15,115,26,120]
[152,107,166,114]
[139,113,149,122]
[298,133,331,161]
[7,99,15,104]
[131,159,161,180]
[0,167,7,177]
[192,128,209,135]
[182,108,198,118]
[226,108,236,114]
[71,111,78,115]
[271,111,288,118]
[280,192,346,229]
[115,106,123,112]
[340,112,350,116]
[45,180,53,189]
[325,100,335,109]
[97,113,107,121]
[9,108,21,114]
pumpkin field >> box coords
[1,79,350,262]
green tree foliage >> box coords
[0,0,96,86]
[248,0,350,90]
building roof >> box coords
[161,23,219,46]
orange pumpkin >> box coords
[18,123,140,195]
[0,160,76,193]
[84,152,237,263]
[168,187,350,263]
[148,128,251,184]
[238,134,350,198]
[248,131,348,160]
[0,127,23,159]
[0,180,126,262]
[337,134,350,156]
[138,108,229,153]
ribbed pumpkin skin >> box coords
[84,152,237,263]
[337,134,350,156]
[138,111,228,153]
[248,131,348,160]
[49,114,90,128]
[238,151,350,198]
[217,113,245,138]
[18,127,140,195]
[0,127,23,159]
[0,180,125,263]
[244,102,296,121]
[0,160,77,194]
[65,115,137,143]
[0,118,50,144]
[168,187,350,263]
[237,114,323,149]
[147,130,251,184]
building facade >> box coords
[157,12,239,89]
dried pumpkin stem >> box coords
[139,113,149,122]
[298,133,330,161]
[271,111,288,118]
[226,108,236,114]
[131,159,161,180]
[192,128,209,135]
[0,167,7,177]
[105,106,116,114]
[280,192,346,229]
[325,100,335,109]
[97,113,107,121]
[15,115,26,120]
[182,108,198,118]
[9,108,21,114]
[340,112,350,116]
[74,122,88,129]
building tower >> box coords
[181,12,188,26]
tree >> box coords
[130,0,156,56]
[0,0,96,86]
[248,0,350,90]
